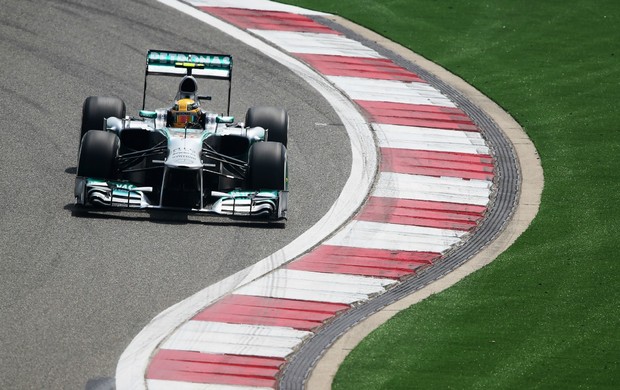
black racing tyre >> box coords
[77,130,119,179]
[80,96,126,141]
[247,141,287,191]
[245,106,288,147]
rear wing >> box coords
[142,50,233,113]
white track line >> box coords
[115,1,376,389]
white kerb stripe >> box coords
[374,123,490,155]
[373,172,491,206]
[326,220,466,253]
[161,321,311,358]
[266,269,396,287]
[249,30,384,58]
[238,269,395,294]
[147,379,273,390]
[235,284,369,304]
[234,269,395,304]
[161,335,294,357]
[187,0,329,15]
[166,320,311,339]
[327,76,456,107]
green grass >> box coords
[278,0,620,388]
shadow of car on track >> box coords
[85,377,115,390]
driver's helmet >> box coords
[170,98,200,128]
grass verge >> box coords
[280,0,620,388]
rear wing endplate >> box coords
[142,50,233,113]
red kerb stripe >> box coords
[154,349,284,368]
[357,197,486,231]
[356,100,479,131]
[147,349,284,387]
[381,148,494,181]
[287,245,440,279]
[296,54,425,82]
[201,7,338,33]
[192,295,349,331]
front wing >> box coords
[74,177,288,220]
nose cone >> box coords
[166,137,203,169]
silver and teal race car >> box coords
[74,50,288,220]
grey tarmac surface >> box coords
[0,1,351,389]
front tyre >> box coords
[77,130,119,179]
[247,141,287,191]
[80,96,126,141]
[245,106,288,147]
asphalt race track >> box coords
[0,1,351,388]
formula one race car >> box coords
[74,50,288,220]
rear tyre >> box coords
[80,96,126,141]
[77,130,119,179]
[245,106,288,147]
[247,141,287,190]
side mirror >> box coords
[198,95,212,101]
[216,116,235,124]
[139,110,157,119]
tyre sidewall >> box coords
[77,130,119,179]
[247,141,287,191]
[80,96,126,141]
[245,106,288,147]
